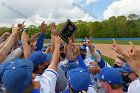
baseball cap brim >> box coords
[116,68,130,73]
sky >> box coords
[0,0,140,26]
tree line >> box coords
[0,14,140,38]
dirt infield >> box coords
[94,44,140,59]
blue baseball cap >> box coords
[94,67,122,84]
[28,51,52,68]
[80,46,87,51]
[67,68,90,91]
[116,63,132,73]
[1,59,33,93]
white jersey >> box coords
[34,69,58,93]
[60,58,68,66]
[128,78,140,93]
[87,87,97,93]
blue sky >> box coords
[76,0,116,20]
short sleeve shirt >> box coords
[34,69,58,93]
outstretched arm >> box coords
[36,21,46,51]
[111,39,140,77]
[13,21,25,49]
[50,22,57,45]
[48,36,62,71]
[0,25,18,63]
[86,36,101,62]
[21,31,31,59]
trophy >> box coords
[59,19,77,43]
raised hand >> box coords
[11,21,25,34]
[111,40,140,76]
[17,21,25,31]
[86,36,95,54]
[41,21,47,33]
[86,36,92,47]
[127,42,140,71]
[54,36,62,45]
[50,22,56,34]
[111,39,124,55]
[128,41,139,59]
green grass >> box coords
[102,55,114,66]
[75,40,140,45]
[45,39,140,45]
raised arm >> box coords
[65,43,75,61]
[111,40,140,77]
[0,25,18,63]
[48,36,62,71]
[35,21,46,51]
[50,22,57,45]
[13,21,25,49]
[126,42,140,77]
[21,31,31,59]
[0,38,9,49]
[86,37,101,62]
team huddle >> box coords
[0,21,140,93]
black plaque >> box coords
[59,19,77,43]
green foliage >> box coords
[0,27,11,35]
[0,14,140,38]
[27,25,40,37]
